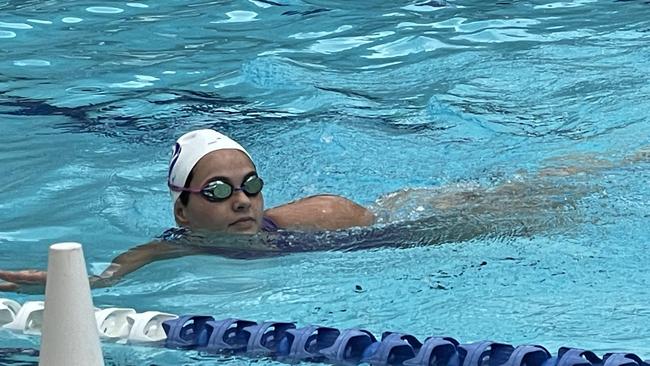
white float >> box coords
[0,298,22,327]
[126,311,178,342]
[3,301,44,334]
[95,307,137,341]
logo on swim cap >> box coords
[168,142,182,183]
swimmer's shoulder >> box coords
[264,194,375,231]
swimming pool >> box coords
[1,0,649,364]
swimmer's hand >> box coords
[0,269,47,294]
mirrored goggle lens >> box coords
[201,176,264,201]
[202,181,233,200]
[242,176,263,195]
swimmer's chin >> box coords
[226,219,261,235]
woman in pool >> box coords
[0,129,646,293]
[167,129,375,233]
[0,129,376,292]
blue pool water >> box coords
[1,0,649,364]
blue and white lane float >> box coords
[0,300,177,343]
[2,299,650,366]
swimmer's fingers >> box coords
[0,269,47,285]
[0,282,19,292]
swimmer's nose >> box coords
[231,189,251,211]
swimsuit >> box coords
[260,216,279,232]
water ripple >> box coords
[0,21,32,29]
[13,59,50,66]
[0,30,16,38]
[309,31,394,54]
[61,17,83,23]
[86,6,124,14]
[211,10,259,23]
[365,35,462,58]
[126,2,149,8]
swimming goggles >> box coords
[169,174,264,202]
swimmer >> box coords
[0,129,646,293]
[0,129,375,293]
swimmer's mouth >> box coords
[230,217,255,226]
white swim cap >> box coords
[168,129,253,204]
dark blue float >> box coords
[161,315,649,366]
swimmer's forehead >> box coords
[192,149,257,185]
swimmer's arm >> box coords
[90,241,203,288]
[0,241,203,293]
[264,194,375,231]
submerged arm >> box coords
[90,240,203,288]
[0,240,204,293]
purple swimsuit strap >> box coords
[261,216,279,232]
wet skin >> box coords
[174,149,264,234]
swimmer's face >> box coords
[174,149,264,234]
